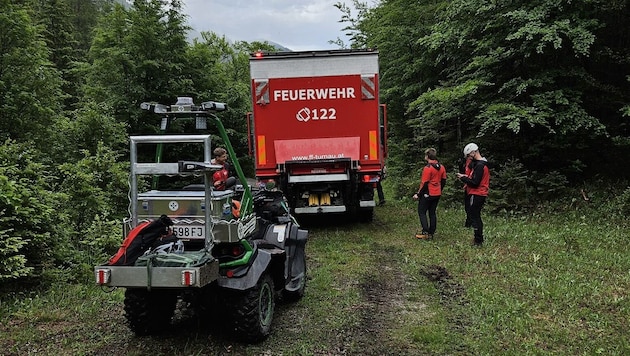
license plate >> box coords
[173,225,205,240]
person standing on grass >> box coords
[376,165,386,206]
[413,148,447,240]
[459,154,473,227]
[456,143,490,246]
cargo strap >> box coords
[145,255,156,291]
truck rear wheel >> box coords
[123,288,177,336]
[358,208,374,222]
[225,272,275,343]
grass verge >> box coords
[1,199,629,355]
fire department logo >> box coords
[296,107,311,122]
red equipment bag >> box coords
[108,215,173,266]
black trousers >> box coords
[376,181,385,203]
[418,195,440,234]
[464,192,472,227]
[467,194,487,242]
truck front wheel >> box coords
[123,288,177,336]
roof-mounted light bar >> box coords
[140,97,228,115]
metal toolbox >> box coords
[134,189,234,241]
[137,189,234,221]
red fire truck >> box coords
[248,49,387,222]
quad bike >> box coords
[94,97,307,343]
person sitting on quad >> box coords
[211,147,236,190]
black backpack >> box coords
[253,190,290,222]
[108,215,174,266]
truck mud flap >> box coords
[94,260,219,288]
[217,249,272,290]
[359,200,376,208]
[294,206,346,214]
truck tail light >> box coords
[95,268,111,285]
[182,270,196,286]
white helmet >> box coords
[463,143,478,156]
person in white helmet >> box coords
[456,143,490,246]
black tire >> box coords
[179,284,222,328]
[358,208,374,222]
[123,288,177,336]
[224,273,275,343]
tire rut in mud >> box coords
[420,264,471,353]
[326,243,411,355]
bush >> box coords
[599,181,630,220]
[0,140,66,283]
[390,157,582,214]
[487,158,534,212]
[57,142,128,239]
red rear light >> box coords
[254,51,263,58]
[226,270,235,278]
[181,270,196,286]
[231,245,244,256]
[95,269,110,284]
[362,174,379,183]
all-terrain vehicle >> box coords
[94,97,308,343]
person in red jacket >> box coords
[413,148,447,239]
[456,143,490,246]
[211,147,236,190]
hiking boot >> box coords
[416,232,430,240]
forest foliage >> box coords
[335,0,629,200]
[0,0,628,286]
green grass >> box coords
[382,202,630,355]
[1,198,629,355]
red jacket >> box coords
[461,159,490,196]
[212,167,230,190]
[419,160,447,197]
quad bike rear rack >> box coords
[95,134,222,288]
